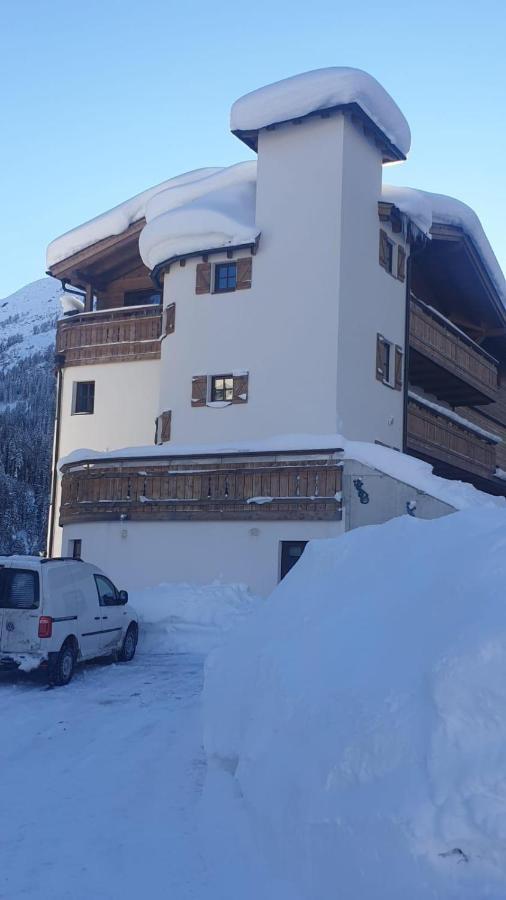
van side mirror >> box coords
[118,590,128,605]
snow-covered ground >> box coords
[6,513,506,900]
[0,582,275,900]
[204,509,506,899]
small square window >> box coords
[73,381,95,415]
[214,262,237,293]
[211,375,234,402]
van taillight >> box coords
[38,617,53,639]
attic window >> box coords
[214,263,237,293]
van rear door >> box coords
[0,567,41,654]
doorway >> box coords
[280,541,308,580]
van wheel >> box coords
[48,641,76,686]
[119,624,138,662]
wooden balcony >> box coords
[406,396,498,478]
[56,304,162,367]
[59,456,343,525]
[409,296,499,405]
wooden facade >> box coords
[56,305,162,367]
[59,456,343,525]
[406,397,497,478]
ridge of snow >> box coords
[383,184,506,305]
[230,67,411,157]
[58,432,504,511]
[46,168,222,268]
[409,391,503,443]
[139,162,259,270]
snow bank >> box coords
[231,67,411,158]
[46,167,221,267]
[131,581,260,654]
[58,431,504,511]
[383,184,506,305]
[139,162,258,270]
[204,509,506,898]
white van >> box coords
[0,556,138,686]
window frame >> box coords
[72,381,95,416]
[213,262,237,294]
[0,567,40,610]
[94,574,120,607]
[210,374,234,402]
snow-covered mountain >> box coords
[0,277,62,368]
[0,277,62,554]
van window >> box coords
[0,569,40,610]
[94,574,119,606]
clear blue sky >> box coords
[1,0,504,298]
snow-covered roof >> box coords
[231,67,411,159]
[139,162,259,271]
[382,184,506,306]
[58,432,504,512]
[46,168,221,269]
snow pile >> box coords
[383,184,506,305]
[139,161,258,270]
[46,167,221,268]
[58,431,505,512]
[231,67,411,158]
[131,580,260,654]
[204,509,506,899]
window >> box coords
[0,568,39,610]
[72,381,95,415]
[211,375,234,402]
[69,539,82,559]
[192,372,249,406]
[94,574,119,606]
[376,334,403,390]
[214,262,237,293]
[379,229,394,274]
[123,289,161,307]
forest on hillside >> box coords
[0,347,55,554]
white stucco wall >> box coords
[61,519,344,598]
[159,115,348,444]
[336,118,407,447]
[52,359,160,555]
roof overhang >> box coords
[47,219,147,291]
[233,102,407,163]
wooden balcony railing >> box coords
[56,305,162,367]
[406,396,498,478]
[409,296,499,405]
[59,457,343,525]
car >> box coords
[0,556,138,686]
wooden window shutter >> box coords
[394,346,403,390]
[379,230,389,270]
[165,303,176,334]
[155,411,171,444]
[376,334,386,381]
[397,246,406,282]
[191,375,208,407]
[236,257,252,290]
[195,262,211,294]
[232,373,249,404]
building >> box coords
[46,68,506,595]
